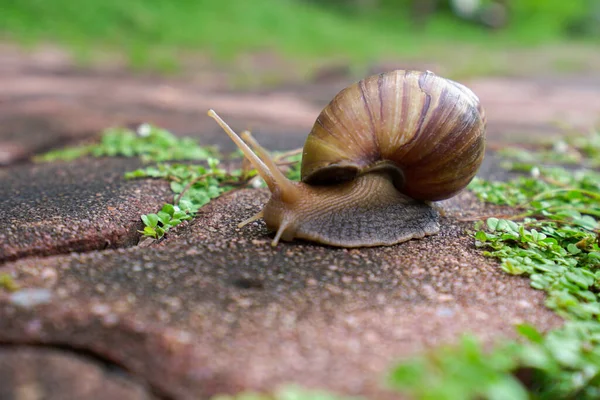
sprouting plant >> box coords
[138,203,192,239]
[390,321,600,400]
[35,124,303,240]
[125,158,242,239]
[35,123,220,163]
[390,136,600,399]
[126,147,303,239]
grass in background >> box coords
[0,0,597,74]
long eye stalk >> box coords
[208,109,299,203]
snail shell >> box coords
[302,70,486,201]
[208,69,486,247]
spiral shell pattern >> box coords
[301,70,486,201]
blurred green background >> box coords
[0,0,599,77]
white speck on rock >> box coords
[436,307,455,317]
[517,299,533,308]
[10,288,53,308]
[102,313,119,327]
[91,303,111,315]
[40,268,58,285]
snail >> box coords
[208,69,486,247]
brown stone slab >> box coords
[0,346,156,400]
[0,187,562,399]
[0,99,112,166]
[0,157,171,263]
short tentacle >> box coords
[271,219,292,247]
[238,210,264,228]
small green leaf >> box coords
[517,345,553,370]
[501,260,525,275]
[124,169,149,179]
[142,226,157,238]
[530,273,551,290]
[173,210,188,220]
[157,211,171,224]
[516,324,544,343]
[546,336,583,368]
[565,271,592,289]
[155,226,166,238]
[475,231,488,242]
[496,219,510,232]
[142,214,159,228]
[567,243,582,254]
[487,218,500,231]
[170,181,184,193]
[486,376,529,400]
[179,199,193,212]
[161,203,175,216]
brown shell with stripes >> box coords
[301,70,486,201]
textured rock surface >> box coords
[0,189,563,399]
[0,158,172,262]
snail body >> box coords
[208,69,486,247]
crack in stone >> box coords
[0,342,171,400]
